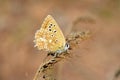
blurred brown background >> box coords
[0,0,120,80]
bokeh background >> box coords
[0,0,120,80]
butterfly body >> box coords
[34,15,69,56]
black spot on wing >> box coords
[50,23,52,26]
[55,39,58,43]
[49,29,51,31]
[51,34,54,37]
[49,26,51,28]
[53,30,56,33]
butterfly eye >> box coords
[54,24,55,26]
[66,43,69,48]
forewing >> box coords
[34,15,66,52]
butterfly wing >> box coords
[34,15,66,52]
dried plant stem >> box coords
[33,31,90,80]
[33,57,66,80]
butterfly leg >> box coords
[54,52,59,58]
[47,52,55,56]
[54,50,69,58]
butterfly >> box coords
[34,15,69,57]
